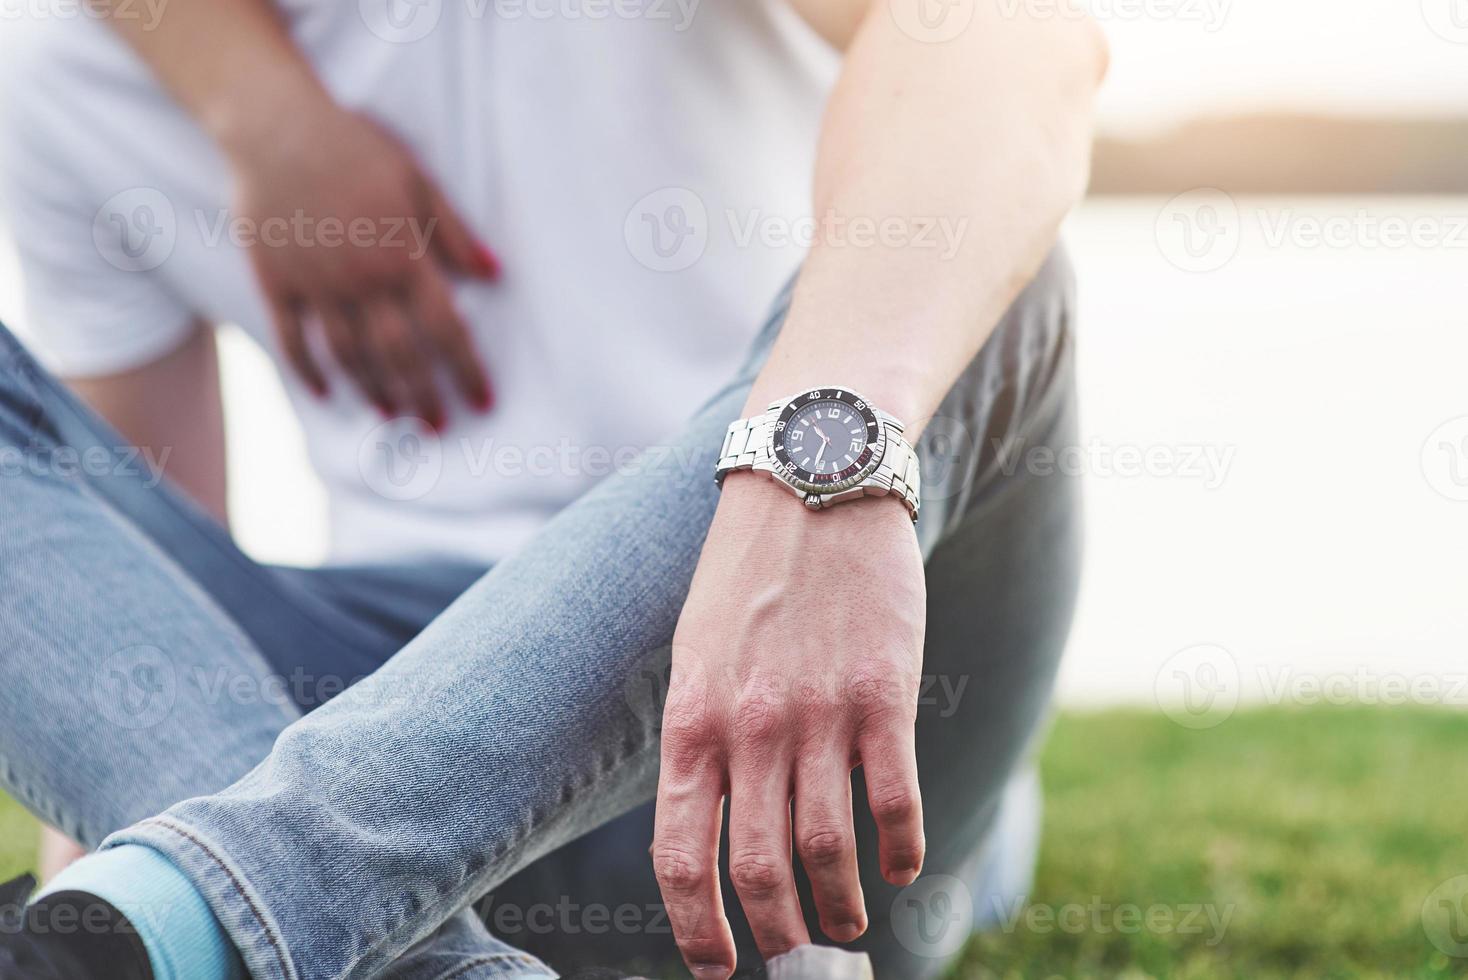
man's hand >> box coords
[653,473,926,978]
[228,98,497,426]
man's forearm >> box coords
[746,1,1107,431]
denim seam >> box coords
[140,816,296,980]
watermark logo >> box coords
[622,645,674,735]
[359,0,442,42]
[1422,416,1468,502]
[625,188,709,272]
[889,0,976,43]
[914,415,976,503]
[1422,0,1468,44]
[1423,875,1468,957]
[1155,188,1240,273]
[93,645,176,730]
[891,875,974,959]
[357,419,443,501]
[94,187,176,273]
[1155,643,1239,730]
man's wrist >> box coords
[718,468,915,528]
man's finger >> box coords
[858,723,925,887]
[364,297,443,430]
[726,690,809,959]
[654,688,737,979]
[794,752,867,943]
[411,264,492,411]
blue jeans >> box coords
[0,252,1080,980]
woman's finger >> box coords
[422,177,498,280]
[264,289,328,397]
[410,263,492,412]
[363,296,443,430]
[318,300,393,417]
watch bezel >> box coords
[768,388,886,495]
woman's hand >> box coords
[653,473,927,978]
[227,96,497,426]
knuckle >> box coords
[651,845,712,894]
[730,689,790,747]
[660,691,718,764]
[869,786,920,827]
[843,665,909,721]
[797,827,851,867]
[728,851,787,898]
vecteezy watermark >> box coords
[1423,875,1468,957]
[992,896,1235,944]
[358,419,446,502]
[992,435,1236,489]
[624,187,710,273]
[891,875,975,958]
[624,188,970,272]
[1254,666,1468,709]
[357,422,713,501]
[94,189,446,272]
[480,894,673,937]
[1154,643,1240,730]
[92,646,177,731]
[0,442,172,488]
[0,893,191,938]
[194,209,439,260]
[1421,0,1468,44]
[1422,416,1468,502]
[1157,190,1468,273]
[628,656,973,736]
[888,0,976,43]
[94,188,177,273]
[1155,188,1241,273]
[359,0,701,44]
[1157,645,1468,729]
[0,0,168,30]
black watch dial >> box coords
[772,389,882,490]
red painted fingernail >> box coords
[474,244,501,280]
[473,385,494,413]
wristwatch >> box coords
[715,387,921,521]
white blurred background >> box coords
[2,0,1466,708]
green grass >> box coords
[960,706,1468,979]
[2,706,1464,977]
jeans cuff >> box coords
[102,817,300,980]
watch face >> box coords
[772,389,882,492]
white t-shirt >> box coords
[0,0,836,564]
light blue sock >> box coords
[38,845,244,980]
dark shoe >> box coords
[0,875,153,980]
